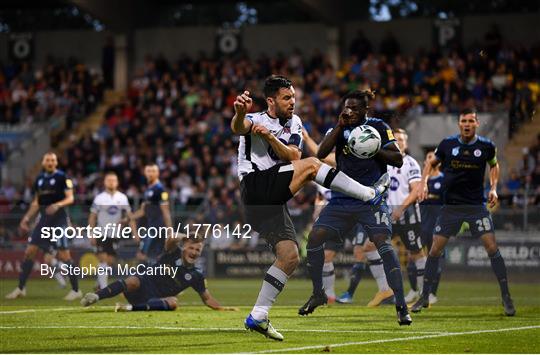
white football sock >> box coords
[322,262,336,298]
[366,250,390,292]
[98,262,109,289]
[251,265,288,321]
[415,256,427,294]
[50,258,67,287]
[315,164,375,201]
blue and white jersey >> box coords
[91,191,131,236]
[237,111,303,178]
[387,154,422,225]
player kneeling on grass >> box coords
[81,234,238,312]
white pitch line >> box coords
[0,306,111,314]
[0,325,442,335]
[249,325,540,354]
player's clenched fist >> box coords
[233,90,253,116]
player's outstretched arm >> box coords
[391,181,421,222]
[129,203,146,220]
[317,124,342,160]
[419,156,440,201]
[88,211,98,245]
[199,290,239,311]
[160,202,173,238]
[375,143,403,167]
[488,162,500,208]
[230,90,253,135]
[20,196,39,232]
[45,189,74,215]
[164,232,187,252]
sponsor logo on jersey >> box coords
[390,176,400,191]
[107,206,119,215]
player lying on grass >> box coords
[81,234,238,312]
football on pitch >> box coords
[347,125,382,159]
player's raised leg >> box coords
[289,157,390,203]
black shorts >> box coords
[240,163,296,248]
[95,238,118,256]
[393,223,423,252]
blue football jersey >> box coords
[143,182,168,226]
[34,170,73,219]
[435,135,497,205]
[153,248,207,296]
[421,173,444,206]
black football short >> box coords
[95,238,118,256]
[393,222,423,252]
[240,163,296,249]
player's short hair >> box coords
[459,108,478,120]
[104,171,117,178]
[263,75,292,98]
[342,90,375,109]
[394,128,407,136]
[144,163,158,169]
[184,233,205,245]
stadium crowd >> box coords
[0,58,104,125]
[1,37,539,245]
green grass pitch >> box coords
[1,278,539,353]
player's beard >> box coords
[276,105,293,120]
